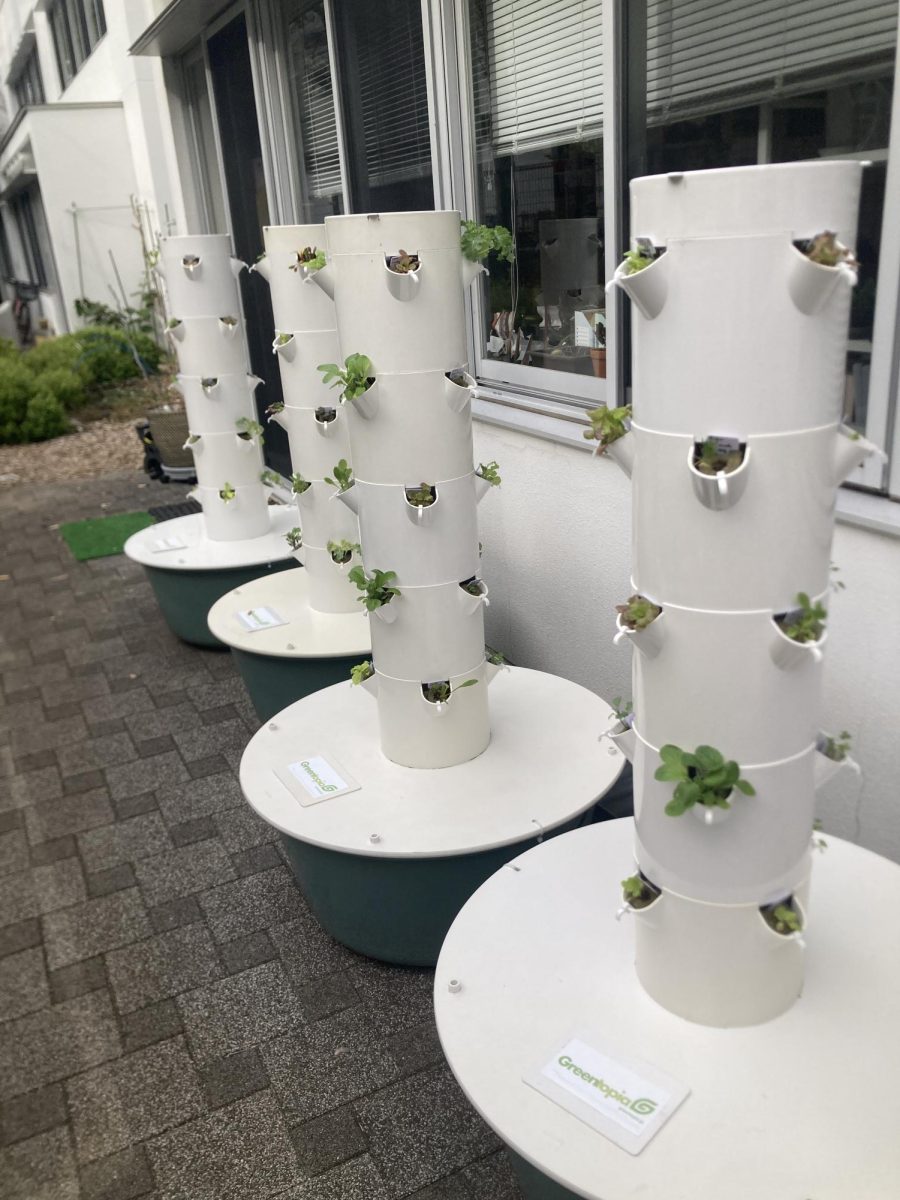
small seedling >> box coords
[324,459,354,492]
[265,401,285,417]
[405,483,436,508]
[327,539,360,564]
[477,461,501,487]
[583,404,632,451]
[611,697,633,722]
[260,469,281,487]
[219,482,236,502]
[284,527,303,551]
[621,241,656,274]
[274,332,293,347]
[186,434,200,445]
[802,231,857,269]
[166,318,182,329]
[220,315,238,327]
[819,730,852,762]
[236,417,264,443]
[459,576,486,598]
[616,594,661,631]
[621,873,661,910]
[760,899,803,935]
[655,744,755,816]
[290,473,311,495]
[422,678,478,705]
[315,406,337,424]
[317,354,374,403]
[291,246,326,272]
[201,377,218,390]
[485,646,507,666]
[348,566,400,611]
[693,438,743,476]
[350,660,374,686]
[460,220,515,264]
[386,249,420,274]
[776,593,827,644]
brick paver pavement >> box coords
[0,471,522,1199]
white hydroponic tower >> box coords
[312,210,492,768]
[252,225,361,611]
[160,235,269,540]
[611,160,881,1026]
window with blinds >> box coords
[284,0,343,211]
[647,0,898,121]
[480,0,604,156]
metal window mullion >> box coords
[323,0,352,212]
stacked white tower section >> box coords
[611,162,881,1027]
[252,225,359,612]
[159,235,269,541]
[313,211,491,768]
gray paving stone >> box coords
[0,1126,80,1199]
[78,813,172,873]
[78,1145,155,1200]
[120,999,184,1055]
[0,858,86,927]
[65,636,130,667]
[67,1036,206,1163]
[146,1090,297,1200]
[0,827,27,877]
[356,1065,500,1197]
[0,947,49,1022]
[199,1047,269,1109]
[113,791,159,821]
[220,931,277,976]
[82,689,155,727]
[148,896,203,934]
[270,909,361,989]
[9,714,88,757]
[263,1006,399,1124]
[294,970,361,1024]
[134,838,236,908]
[178,960,304,1064]
[56,733,137,777]
[198,867,306,944]
[43,888,150,970]
[213,806,276,853]
[28,834,78,866]
[105,752,188,804]
[25,787,114,843]
[169,816,216,847]
[275,1154,390,1200]
[0,1082,68,1147]
[0,918,41,960]
[106,922,222,1014]
[172,719,250,765]
[124,704,202,742]
[87,863,137,898]
[408,1173,473,1200]
[0,990,121,1100]
[47,956,108,1005]
[462,1150,523,1199]
[289,1104,369,1176]
[349,961,436,1036]
[0,764,62,811]
[157,772,244,825]
[39,671,111,708]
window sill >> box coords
[472,388,900,538]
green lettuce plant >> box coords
[259,469,281,487]
[219,482,236,502]
[583,404,631,452]
[327,539,360,564]
[317,354,374,403]
[405,483,436,508]
[621,873,661,909]
[350,660,374,686]
[460,221,515,264]
[616,594,661,631]
[693,438,743,476]
[476,460,501,486]
[348,566,400,611]
[776,593,827,643]
[291,472,311,495]
[292,246,326,272]
[654,744,755,817]
[422,678,478,705]
[285,527,303,551]
[325,459,354,492]
[760,899,803,935]
[236,417,264,442]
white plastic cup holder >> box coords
[600,721,635,763]
[833,425,887,485]
[384,259,421,301]
[615,905,629,922]
[458,581,488,615]
[688,446,751,512]
[404,491,438,526]
[609,253,668,319]
[218,318,240,338]
[461,259,486,290]
[314,411,339,437]
[201,378,219,395]
[814,741,861,789]
[473,475,493,503]
[372,603,399,626]
[603,432,636,478]
[350,383,378,420]
[787,243,855,316]
[181,255,201,275]
[444,370,476,413]
[166,322,185,344]
[769,621,827,670]
[613,611,664,659]
[758,896,807,945]
[272,334,297,362]
[693,804,731,827]
[334,486,359,515]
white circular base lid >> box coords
[207,570,371,658]
[124,509,296,570]
[434,820,900,1199]
[239,667,624,858]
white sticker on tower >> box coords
[273,756,361,807]
[523,1034,690,1155]
[151,536,187,552]
[236,606,286,632]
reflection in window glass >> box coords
[467,0,606,381]
[284,0,344,220]
[182,53,227,235]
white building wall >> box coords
[472,418,900,864]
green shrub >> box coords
[32,367,87,412]
[22,336,90,383]
[0,338,18,359]
[74,326,162,383]
[23,391,68,441]
[0,361,36,443]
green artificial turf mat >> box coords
[59,511,155,561]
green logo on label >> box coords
[299,760,337,792]
[558,1056,658,1117]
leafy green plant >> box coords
[327,539,360,564]
[460,221,515,264]
[611,697,634,722]
[616,594,661,631]
[219,483,236,502]
[348,566,400,611]
[802,232,856,269]
[693,438,744,476]
[315,405,337,424]
[422,678,478,705]
[260,469,281,487]
[760,899,803,935]
[30,367,86,413]
[477,460,501,486]
[274,332,293,347]
[23,392,68,442]
[285,527,303,551]
[265,401,285,417]
[460,576,486,598]
[350,660,374,686]
[236,417,264,443]
[621,873,661,910]
[75,296,156,337]
[386,249,420,274]
[317,354,374,403]
[166,318,182,330]
[776,593,827,644]
[485,646,507,666]
[405,483,436,508]
[819,730,852,762]
[291,472,311,495]
[220,315,238,327]
[0,362,37,444]
[621,244,657,274]
[324,459,354,492]
[291,246,326,272]
[583,404,632,451]
[654,744,756,817]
